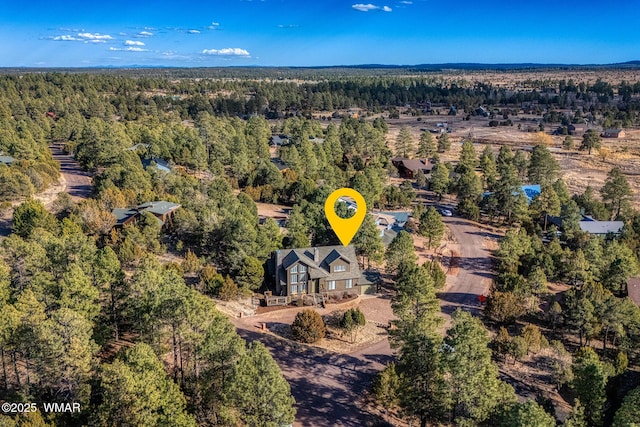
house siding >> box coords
[271,245,370,297]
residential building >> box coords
[141,157,172,173]
[547,215,624,237]
[0,155,16,166]
[270,134,291,146]
[270,245,374,297]
[568,124,586,136]
[601,129,626,138]
[392,157,433,179]
[111,201,181,228]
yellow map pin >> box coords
[324,188,367,246]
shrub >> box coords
[199,265,224,295]
[340,308,366,343]
[290,309,325,343]
[217,276,239,301]
[485,291,526,324]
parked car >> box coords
[439,208,453,217]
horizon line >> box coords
[1,60,640,71]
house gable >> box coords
[271,245,368,296]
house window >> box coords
[334,265,346,272]
[346,279,353,289]
[328,280,336,290]
[291,265,298,273]
[291,274,298,284]
[300,283,307,293]
[291,284,298,294]
[299,265,307,273]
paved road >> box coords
[439,216,498,317]
[49,145,92,200]
[232,319,393,427]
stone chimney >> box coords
[314,247,319,263]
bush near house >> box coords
[291,309,326,343]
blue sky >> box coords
[1,0,638,67]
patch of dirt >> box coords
[33,174,67,209]
[267,309,389,354]
[497,347,573,422]
[215,297,257,318]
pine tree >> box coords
[418,207,445,249]
[612,386,640,427]
[437,133,451,153]
[600,167,632,220]
[417,131,436,158]
[571,347,610,426]
[352,214,384,268]
[580,129,601,155]
[429,163,450,200]
[384,231,417,276]
[225,342,296,427]
[528,145,559,186]
[395,126,415,158]
[444,310,516,425]
[530,185,561,231]
[495,401,556,427]
[95,343,197,427]
[456,140,478,174]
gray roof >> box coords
[111,208,138,225]
[0,155,16,165]
[578,220,624,235]
[270,134,291,146]
[270,158,289,171]
[137,201,181,216]
[142,157,171,172]
[274,245,365,290]
[111,201,181,226]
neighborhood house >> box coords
[392,157,433,179]
[270,245,374,299]
[111,201,181,228]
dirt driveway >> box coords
[232,296,394,427]
[439,216,497,320]
[50,145,92,201]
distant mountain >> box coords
[2,61,639,74]
[322,61,640,70]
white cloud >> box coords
[51,32,113,43]
[77,32,113,40]
[201,48,250,57]
[125,40,145,46]
[138,31,153,37]
[208,22,220,29]
[352,3,392,12]
[109,47,148,52]
[400,1,412,4]
[352,3,378,11]
[53,35,79,41]
[188,29,201,34]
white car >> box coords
[439,208,453,217]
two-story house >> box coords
[270,245,374,297]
